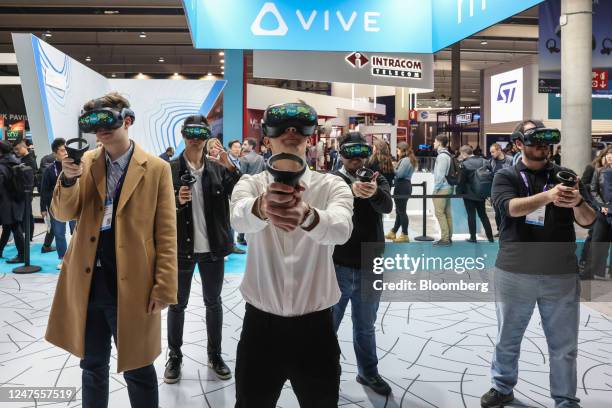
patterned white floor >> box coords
[1,273,611,408]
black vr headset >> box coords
[78,99,135,134]
[262,102,318,138]
[181,114,212,140]
[339,132,373,160]
[511,122,561,147]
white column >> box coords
[561,0,592,173]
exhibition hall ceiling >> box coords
[0,0,538,105]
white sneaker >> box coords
[56,262,63,270]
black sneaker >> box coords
[433,240,451,247]
[6,256,24,264]
[41,246,56,254]
[356,374,391,396]
[231,246,246,254]
[480,388,514,407]
[465,237,477,243]
[163,355,182,384]
[208,355,232,380]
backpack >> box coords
[471,158,494,199]
[440,150,462,186]
[6,163,34,200]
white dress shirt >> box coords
[230,167,354,317]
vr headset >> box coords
[512,127,561,146]
[262,102,318,138]
[339,143,372,160]
[78,100,135,134]
[181,114,212,140]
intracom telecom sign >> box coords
[182,0,543,53]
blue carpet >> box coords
[0,243,60,274]
[0,243,249,275]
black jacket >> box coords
[0,153,25,225]
[332,170,393,269]
[457,155,488,201]
[40,161,61,213]
[171,154,241,260]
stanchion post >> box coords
[414,181,434,242]
[13,166,42,274]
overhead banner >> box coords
[182,0,543,53]
[539,0,612,94]
[253,51,433,89]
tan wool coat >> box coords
[45,143,178,372]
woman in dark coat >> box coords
[0,141,25,263]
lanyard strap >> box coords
[520,171,551,196]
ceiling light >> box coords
[43,31,52,38]
[220,59,224,63]
[104,10,119,15]
[158,57,165,63]
[219,51,224,56]
[221,66,225,70]
[85,56,92,62]
[207,72,212,76]
[111,73,117,78]
[173,72,179,76]
[480,40,488,45]
[139,32,147,38]
[137,73,145,79]
[471,90,477,93]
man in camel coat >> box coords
[45,92,177,408]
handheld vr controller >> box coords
[356,167,375,182]
[266,152,307,189]
[180,173,197,187]
[65,138,90,166]
[556,170,578,187]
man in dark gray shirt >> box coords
[239,138,265,175]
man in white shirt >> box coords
[230,102,354,407]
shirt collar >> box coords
[183,151,204,173]
[105,141,134,171]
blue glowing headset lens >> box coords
[523,128,561,145]
[78,110,119,133]
[262,103,318,138]
[340,143,373,159]
[181,125,212,140]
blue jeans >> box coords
[332,264,381,378]
[491,268,581,408]
[81,302,158,408]
[50,217,75,259]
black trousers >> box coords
[392,181,412,234]
[463,199,493,240]
[235,303,340,408]
[43,230,54,247]
[0,223,25,258]
[81,295,158,407]
[168,252,224,359]
[586,214,612,278]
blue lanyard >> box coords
[519,171,551,196]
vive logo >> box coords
[251,2,381,37]
[457,0,487,24]
[251,2,289,36]
[497,80,517,104]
